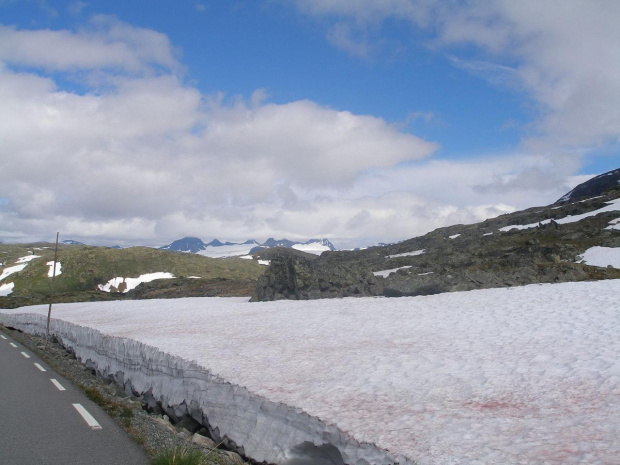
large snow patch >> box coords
[2,280,619,464]
[577,246,620,268]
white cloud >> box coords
[437,1,620,152]
[0,13,606,249]
[0,18,441,247]
[0,15,181,74]
[293,0,620,154]
[326,21,371,58]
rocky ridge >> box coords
[256,175,620,301]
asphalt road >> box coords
[0,329,150,465]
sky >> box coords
[0,0,618,249]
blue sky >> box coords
[0,1,618,248]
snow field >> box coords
[2,280,619,464]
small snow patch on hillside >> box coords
[449,234,461,239]
[0,264,27,282]
[16,255,41,263]
[46,261,62,277]
[386,249,425,259]
[98,272,175,293]
[0,282,14,296]
[606,218,620,230]
[373,266,412,277]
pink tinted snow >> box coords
[2,280,620,464]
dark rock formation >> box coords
[556,168,620,203]
[255,181,620,301]
[254,248,383,301]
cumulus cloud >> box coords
[1,11,605,249]
[292,0,620,154]
[0,18,444,247]
[0,15,181,74]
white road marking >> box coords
[9,342,17,348]
[1,335,7,339]
[21,351,31,359]
[34,363,46,372]
[50,379,66,391]
[73,404,102,430]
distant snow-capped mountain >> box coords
[557,168,620,203]
[61,239,85,245]
[250,238,335,255]
[160,237,208,254]
[160,237,335,257]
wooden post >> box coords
[45,232,59,350]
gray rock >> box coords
[255,186,620,301]
[192,433,217,449]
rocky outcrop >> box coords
[256,184,620,301]
[255,249,383,301]
[556,168,620,203]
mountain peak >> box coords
[556,168,620,204]
[160,237,206,253]
[161,237,336,257]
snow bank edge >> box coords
[0,312,413,465]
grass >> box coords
[81,383,134,427]
[78,383,233,464]
[0,243,265,306]
[151,444,231,465]
[152,447,206,465]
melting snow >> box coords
[16,254,41,263]
[386,249,425,259]
[606,217,620,230]
[577,246,620,268]
[0,282,14,296]
[46,261,62,277]
[0,264,27,282]
[448,234,461,239]
[500,197,620,232]
[240,256,270,265]
[97,272,175,293]
[373,266,412,277]
[2,280,619,464]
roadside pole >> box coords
[45,232,59,350]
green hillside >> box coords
[0,244,265,308]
